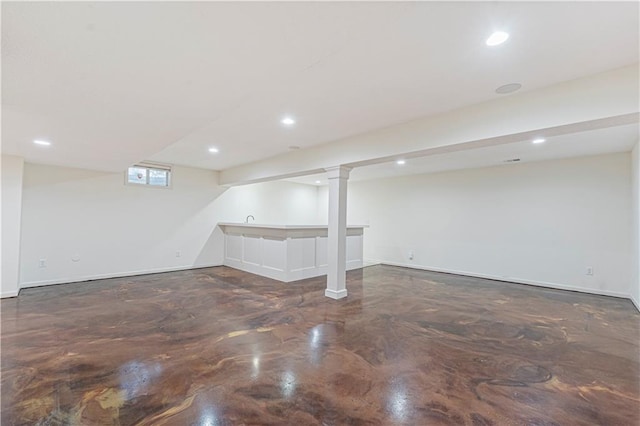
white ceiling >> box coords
[2,2,638,172]
[287,124,639,185]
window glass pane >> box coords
[128,167,147,184]
[149,169,168,186]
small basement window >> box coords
[126,163,171,188]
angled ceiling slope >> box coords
[287,123,640,186]
[2,2,638,174]
[221,65,639,185]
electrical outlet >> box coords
[586,267,593,276]
[176,251,181,258]
[408,250,414,260]
[38,259,47,268]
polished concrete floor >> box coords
[1,265,639,425]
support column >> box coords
[324,166,352,299]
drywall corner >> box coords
[631,142,640,311]
[1,155,25,298]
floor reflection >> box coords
[1,265,638,425]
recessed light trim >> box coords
[208,147,219,153]
[495,83,522,94]
[486,31,509,46]
[33,140,51,146]
[315,180,322,184]
[281,116,296,126]
[532,138,546,144]
[396,160,406,165]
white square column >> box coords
[324,165,352,299]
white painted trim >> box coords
[325,165,352,179]
[11,260,638,312]
[19,263,222,289]
[1,290,20,299]
[225,257,287,282]
[222,230,363,283]
[325,288,348,299]
[224,258,363,283]
[380,261,632,299]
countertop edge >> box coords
[217,222,369,229]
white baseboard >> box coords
[325,288,348,299]
[1,290,19,299]
[13,261,640,313]
[380,261,632,300]
[19,263,223,290]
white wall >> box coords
[215,181,321,226]
[631,143,640,310]
[18,163,318,289]
[326,153,632,298]
[14,152,634,300]
[1,155,25,297]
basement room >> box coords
[1,1,639,425]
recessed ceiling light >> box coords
[281,116,296,126]
[486,31,509,46]
[33,140,51,146]
[532,138,546,144]
[495,83,522,94]
[208,147,219,153]
[396,160,406,165]
[315,180,321,184]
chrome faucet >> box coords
[245,215,255,223]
